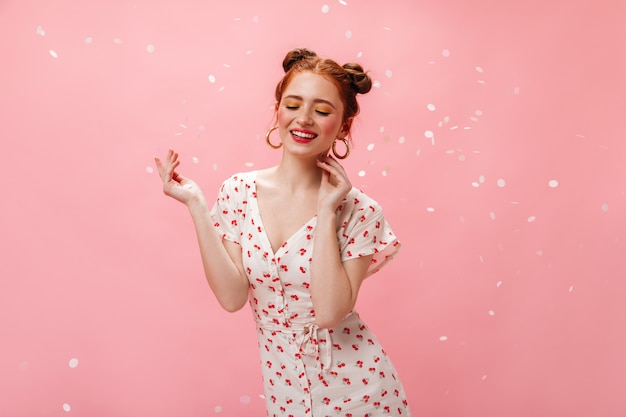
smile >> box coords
[291,130,317,140]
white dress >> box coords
[210,171,412,417]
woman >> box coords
[155,48,411,416]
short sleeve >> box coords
[338,190,401,277]
[209,174,247,245]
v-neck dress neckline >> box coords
[250,170,318,258]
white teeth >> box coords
[292,130,316,139]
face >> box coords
[276,71,349,159]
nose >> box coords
[297,108,314,125]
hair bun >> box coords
[343,63,372,95]
[282,48,318,72]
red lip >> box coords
[290,129,318,143]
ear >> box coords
[338,118,353,139]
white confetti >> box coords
[497,178,506,187]
[472,182,480,188]
[442,49,450,57]
[49,50,58,58]
[490,211,496,220]
[339,0,347,4]
[146,44,155,53]
[192,157,199,164]
[398,136,405,144]
[321,4,330,13]
[372,80,381,88]
[427,103,436,111]
[528,216,536,223]
[214,405,222,413]
[475,110,483,116]
[146,166,154,174]
[569,285,574,293]
[548,179,559,188]
[426,207,435,213]
[84,37,93,44]
[424,130,434,139]
[36,25,45,36]
[62,403,71,412]
[208,75,216,83]
[113,37,122,44]
[240,395,251,404]
[482,375,488,381]
[496,281,503,288]
[367,143,375,151]
[439,336,448,341]
[488,310,495,316]
[601,204,609,212]
[345,30,352,39]
[475,66,484,73]
[68,358,79,368]
[385,70,392,78]
[479,175,485,184]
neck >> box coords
[273,153,324,192]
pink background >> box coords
[1,0,625,416]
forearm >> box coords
[310,209,354,328]
[187,197,249,312]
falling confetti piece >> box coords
[472,182,480,188]
[68,358,79,368]
[62,403,71,412]
[36,25,45,36]
[439,336,448,341]
[373,80,381,88]
[192,157,199,164]
[321,4,330,13]
[426,207,435,212]
[569,285,574,293]
[240,395,251,404]
[49,50,58,58]
[475,110,483,116]
[398,136,405,144]
[427,104,436,111]
[601,204,609,212]
[208,75,216,83]
[496,281,503,288]
[214,405,222,413]
[85,37,93,44]
[488,310,495,316]
[113,37,122,44]
[490,212,496,220]
[367,143,375,151]
[442,49,450,57]
[548,180,559,188]
[497,179,506,187]
[146,166,154,174]
[479,176,485,183]
[146,44,155,53]
[345,30,352,38]
[482,375,488,380]
[475,66,484,73]
[424,130,434,139]
[385,70,392,78]
[537,250,544,256]
[358,170,366,177]
[528,216,536,223]
[339,0,347,5]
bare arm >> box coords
[310,155,373,328]
[155,149,249,312]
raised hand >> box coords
[316,154,352,213]
[154,149,205,206]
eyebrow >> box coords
[283,95,336,109]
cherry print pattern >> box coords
[210,171,410,416]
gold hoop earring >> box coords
[332,138,350,159]
[265,126,282,149]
